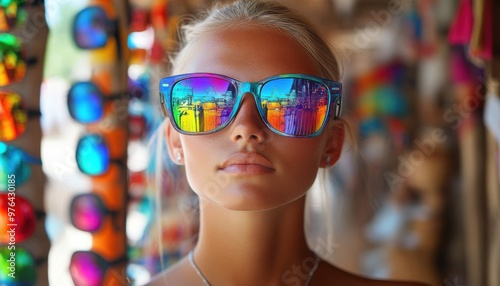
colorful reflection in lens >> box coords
[0,33,28,86]
[73,6,110,49]
[0,0,27,31]
[70,251,126,286]
[76,134,110,176]
[0,142,41,191]
[0,246,36,285]
[0,91,27,141]
[0,194,37,243]
[171,76,235,133]
[67,82,104,124]
[70,193,118,232]
[170,77,328,136]
[260,78,328,136]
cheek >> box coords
[181,138,225,197]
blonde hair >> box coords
[171,0,341,80]
[151,0,345,268]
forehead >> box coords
[183,25,321,82]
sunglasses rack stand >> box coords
[62,1,133,285]
[0,2,50,286]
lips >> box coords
[219,152,275,174]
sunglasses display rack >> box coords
[0,1,50,286]
[66,1,130,285]
[125,1,182,282]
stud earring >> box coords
[325,155,331,167]
[176,152,182,163]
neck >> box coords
[193,195,314,286]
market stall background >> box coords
[0,0,497,285]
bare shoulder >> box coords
[144,256,197,286]
[313,261,431,286]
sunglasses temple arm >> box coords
[105,91,131,101]
[23,151,42,165]
[111,20,123,61]
[28,109,42,118]
[110,255,128,266]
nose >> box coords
[229,93,268,143]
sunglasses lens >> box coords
[71,194,103,232]
[171,77,236,133]
[76,134,110,176]
[0,194,36,243]
[261,78,329,136]
[70,251,105,286]
[0,142,31,190]
[0,91,27,141]
[74,7,109,49]
[0,0,27,31]
[0,246,36,285]
[68,82,104,123]
[0,33,26,86]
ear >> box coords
[165,120,184,165]
[320,120,345,168]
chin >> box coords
[201,185,307,212]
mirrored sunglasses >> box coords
[159,73,342,138]
[0,142,42,191]
[0,33,36,86]
[67,81,129,124]
[72,6,122,59]
[75,133,124,176]
[70,251,126,286]
[0,0,44,31]
[0,193,45,243]
[0,90,41,141]
[0,246,45,285]
[70,193,120,233]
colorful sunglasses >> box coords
[67,81,129,124]
[75,133,123,176]
[0,193,45,243]
[0,33,36,86]
[0,142,42,191]
[72,6,122,59]
[0,90,41,141]
[70,251,127,286]
[128,73,149,101]
[70,193,120,233]
[0,0,45,31]
[159,73,342,138]
[0,246,45,285]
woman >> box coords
[148,1,428,285]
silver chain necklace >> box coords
[188,250,321,286]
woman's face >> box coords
[167,25,343,211]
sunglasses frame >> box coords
[75,133,125,177]
[0,193,45,243]
[0,33,38,87]
[0,90,41,141]
[0,0,45,31]
[0,245,46,284]
[69,250,127,286]
[72,6,122,60]
[159,73,343,138]
[0,142,42,190]
[69,193,121,233]
[67,81,129,124]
